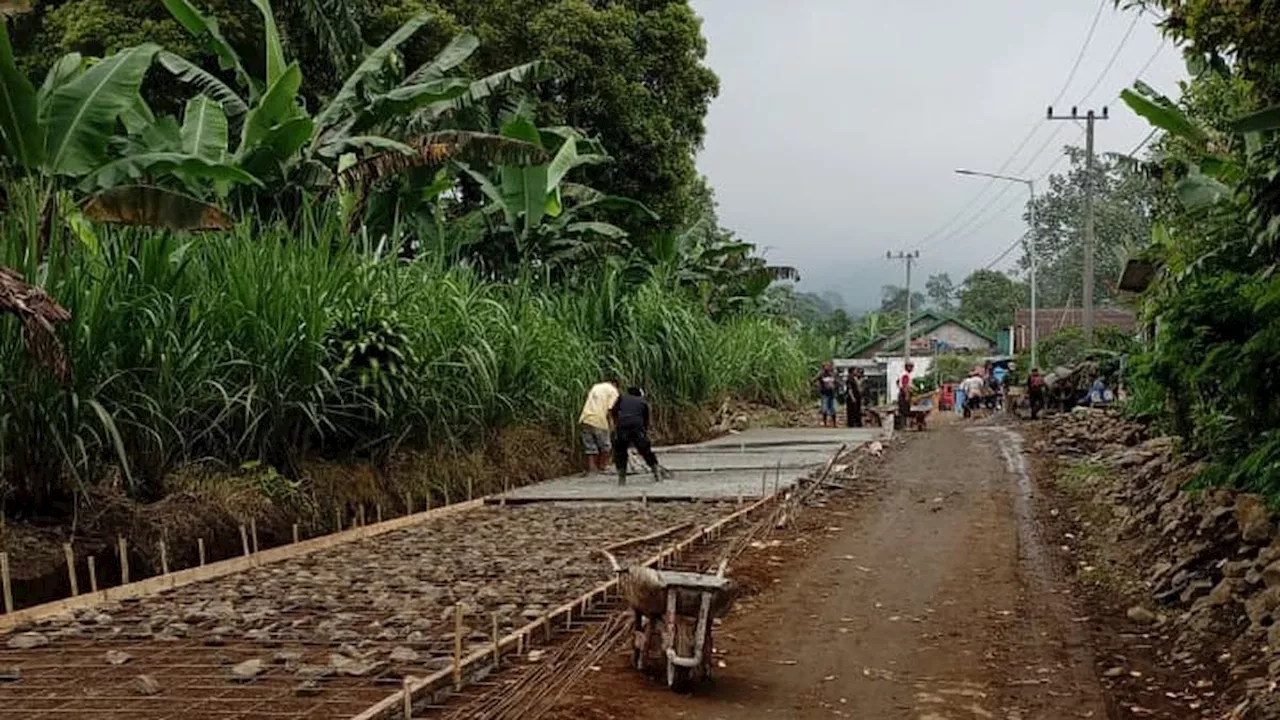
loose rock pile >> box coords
[1049,408,1280,718]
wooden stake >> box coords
[1,552,12,613]
[291,523,299,544]
[761,469,767,497]
[402,675,413,719]
[197,538,206,566]
[376,504,383,524]
[118,536,130,585]
[404,492,412,516]
[453,603,463,691]
[466,476,473,502]
[443,486,451,507]
[239,525,250,557]
[88,556,98,593]
[491,614,500,667]
[250,518,259,553]
[517,632,525,656]
[358,504,366,528]
[425,492,432,511]
[543,616,551,641]
[63,543,78,597]
[641,492,648,510]
[158,539,169,575]
[775,460,781,494]
[334,508,343,533]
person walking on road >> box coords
[610,386,663,485]
[579,378,619,476]
[844,367,864,428]
[895,362,914,430]
[960,370,985,420]
[814,361,839,428]
[1028,367,1046,420]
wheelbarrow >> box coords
[600,550,735,691]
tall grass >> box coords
[0,189,810,514]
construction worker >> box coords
[610,386,663,485]
[1028,367,1046,419]
[579,378,619,476]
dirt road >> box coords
[548,421,1110,719]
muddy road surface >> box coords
[548,421,1110,720]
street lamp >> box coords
[954,169,1038,370]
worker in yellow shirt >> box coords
[579,378,620,476]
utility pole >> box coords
[954,169,1037,369]
[1047,105,1108,343]
[886,250,920,361]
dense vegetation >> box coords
[0,0,810,522]
[1115,1,1280,497]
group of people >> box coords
[958,364,1049,420]
[578,378,665,485]
[813,362,871,428]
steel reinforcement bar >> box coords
[352,442,856,720]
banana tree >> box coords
[0,21,256,229]
[450,115,655,269]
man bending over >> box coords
[610,387,663,486]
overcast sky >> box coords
[690,0,1186,311]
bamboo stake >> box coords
[197,538,206,566]
[87,556,98,593]
[0,553,10,612]
[453,603,463,691]
[158,539,169,575]
[491,614,500,667]
[291,523,299,544]
[239,525,250,557]
[118,536,129,585]
[250,518,259,553]
[63,543,78,597]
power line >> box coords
[928,7,1149,254]
[1052,0,1109,106]
[914,0,1108,251]
[1077,8,1143,104]
[984,232,1030,271]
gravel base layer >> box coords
[0,501,736,720]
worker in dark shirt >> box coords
[610,386,662,486]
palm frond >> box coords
[295,0,365,78]
[0,265,71,381]
[337,131,547,188]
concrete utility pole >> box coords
[886,250,920,361]
[1047,105,1108,343]
[955,169,1038,369]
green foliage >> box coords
[956,269,1026,335]
[1017,145,1164,308]
[933,353,983,383]
[0,186,808,511]
[1114,1,1280,496]
[925,273,955,312]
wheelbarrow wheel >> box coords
[667,660,693,693]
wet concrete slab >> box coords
[493,427,882,503]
